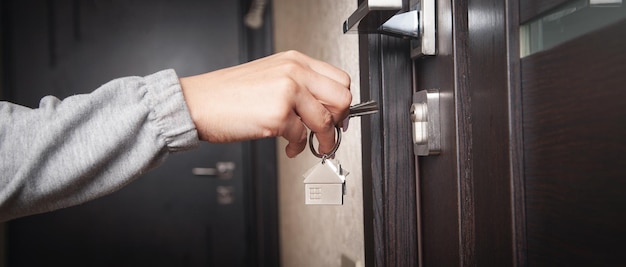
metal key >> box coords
[342,100,379,131]
[349,100,379,118]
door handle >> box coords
[192,161,236,179]
[343,0,402,35]
[343,0,436,57]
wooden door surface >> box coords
[359,0,626,266]
[520,3,626,266]
[360,0,514,265]
[411,0,516,265]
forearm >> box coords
[0,69,199,221]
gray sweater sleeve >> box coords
[0,69,200,222]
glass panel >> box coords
[520,0,626,57]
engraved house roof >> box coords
[302,160,347,184]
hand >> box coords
[179,50,352,158]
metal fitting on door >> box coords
[411,89,441,156]
[343,0,437,57]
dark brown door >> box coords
[360,0,514,265]
[360,0,626,266]
[519,1,626,266]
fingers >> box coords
[301,70,352,122]
[283,50,351,88]
[281,51,352,117]
[283,112,308,158]
[274,51,350,156]
[293,91,338,155]
[275,51,352,124]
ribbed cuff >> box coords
[143,69,199,152]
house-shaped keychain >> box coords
[302,159,348,205]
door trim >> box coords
[506,0,527,265]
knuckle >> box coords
[261,128,278,139]
[340,72,351,88]
[340,89,353,108]
[282,50,304,59]
[276,76,299,97]
[318,111,335,132]
[281,60,304,76]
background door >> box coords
[1,0,277,266]
[360,0,626,266]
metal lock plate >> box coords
[412,89,441,156]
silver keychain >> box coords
[303,126,348,205]
[302,101,379,205]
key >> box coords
[342,100,379,131]
[348,100,379,118]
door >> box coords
[1,1,277,266]
[359,0,488,265]
[358,0,626,266]
[519,1,626,265]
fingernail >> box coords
[342,117,350,132]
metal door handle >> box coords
[343,0,402,35]
[192,161,236,179]
[343,0,436,57]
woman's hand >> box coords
[179,50,352,158]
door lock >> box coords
[411,89,441,156]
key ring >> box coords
[308,126,342,159]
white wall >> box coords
[272,0,364,266]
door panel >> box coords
[361,0,626,266]
[3,1,250,266]
[413,0,514,265]
[361,0,516,265]
[521,18,626,266]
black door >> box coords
[1,1,272,266]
